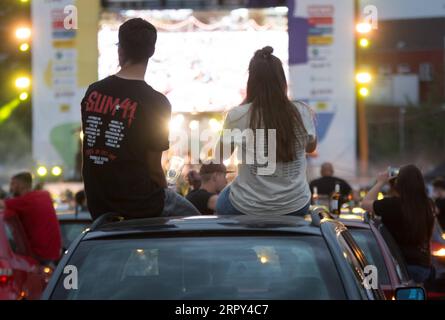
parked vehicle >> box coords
[338,210,412,299]
[0,212,52,300]
[57,211,92,251]
[42,208,423,300]
[338,208,445,300]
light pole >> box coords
[355,0,373,178]
[356,71,372,176]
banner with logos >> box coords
[288,0,357,178]
[32,0,100,178]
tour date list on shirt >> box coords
[83,90,138,165]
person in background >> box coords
[186,164,229,215]
[362,165,435,284]
[309,162,352,200]
[215,46,317,216]
[0,172,62,265]
[74,190,88,214]
[186,170,202,195]
[34,182,45,191]
[432,177,445,229]
[81,18,199,220]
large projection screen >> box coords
[98,8,289,113]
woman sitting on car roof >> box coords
[214,46,317,217]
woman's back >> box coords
[374,196,432,267]
[223,101,316,215]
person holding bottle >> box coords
[310,162,352,201]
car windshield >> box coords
[59,222,90,249]
[349,229,390,285]
[51,236,346,300]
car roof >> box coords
[82,215,324,240]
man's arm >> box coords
[147,151,167,189]
[207,195,218,211]
[1,198,21,219]
[340,179,353,198]
[143,94,171,189]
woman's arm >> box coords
[362,171,389,213]
[306,136,317,153]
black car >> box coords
[57,211,92,251]
[42,209,422,300]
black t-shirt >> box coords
[373,197,432,267]
[436,198,445,229]
[81,75,171,220]
[186,189,215,215]
[309,176,352,197]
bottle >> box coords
[330,183,341,215]
[166,156,185,191]
[347,193,354,209]
[312,186,320,205]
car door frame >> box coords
[369,220,409,289]
[321,219,385,300]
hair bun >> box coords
[262,46,274,56]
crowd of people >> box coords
[0,18,444,289]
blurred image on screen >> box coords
[98,8,288,113]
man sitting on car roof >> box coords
[0,172,62,265]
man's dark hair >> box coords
[118,18,157,65]
[433,177,445,190]
[12,172,33,188]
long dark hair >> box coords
[244,46,307,162]
[395,165,434,245]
